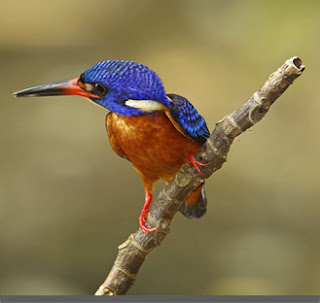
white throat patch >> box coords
[125,100,167,112]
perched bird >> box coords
[14,60,210,233]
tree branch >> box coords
[94,56,305,295]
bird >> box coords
[13,60,210,233]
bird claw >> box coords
[139,212,159,233]
[139,192,159,233]
[187,153,207,177]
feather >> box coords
[166,94,210,144]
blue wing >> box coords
[167,94,210,144]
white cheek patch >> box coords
[125,100,167,112]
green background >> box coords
[1,0,319,295]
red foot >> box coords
[187,153,208,177]
[139,192,159,233]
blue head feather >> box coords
[80,60,171,116]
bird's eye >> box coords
[93,83,108,96]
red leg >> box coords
[187,153,207,177]
[139,191,159,233]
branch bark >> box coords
[94,56,305,295]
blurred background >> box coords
[1,0,319,295]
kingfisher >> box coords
[14,60,210,233]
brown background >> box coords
[0,0,319,295]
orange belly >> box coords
[106,111,202,189]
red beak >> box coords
[13,77,100,99]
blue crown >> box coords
[80,60,171,116]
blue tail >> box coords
[179,184,207,219]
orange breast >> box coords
[106,111,202,189]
